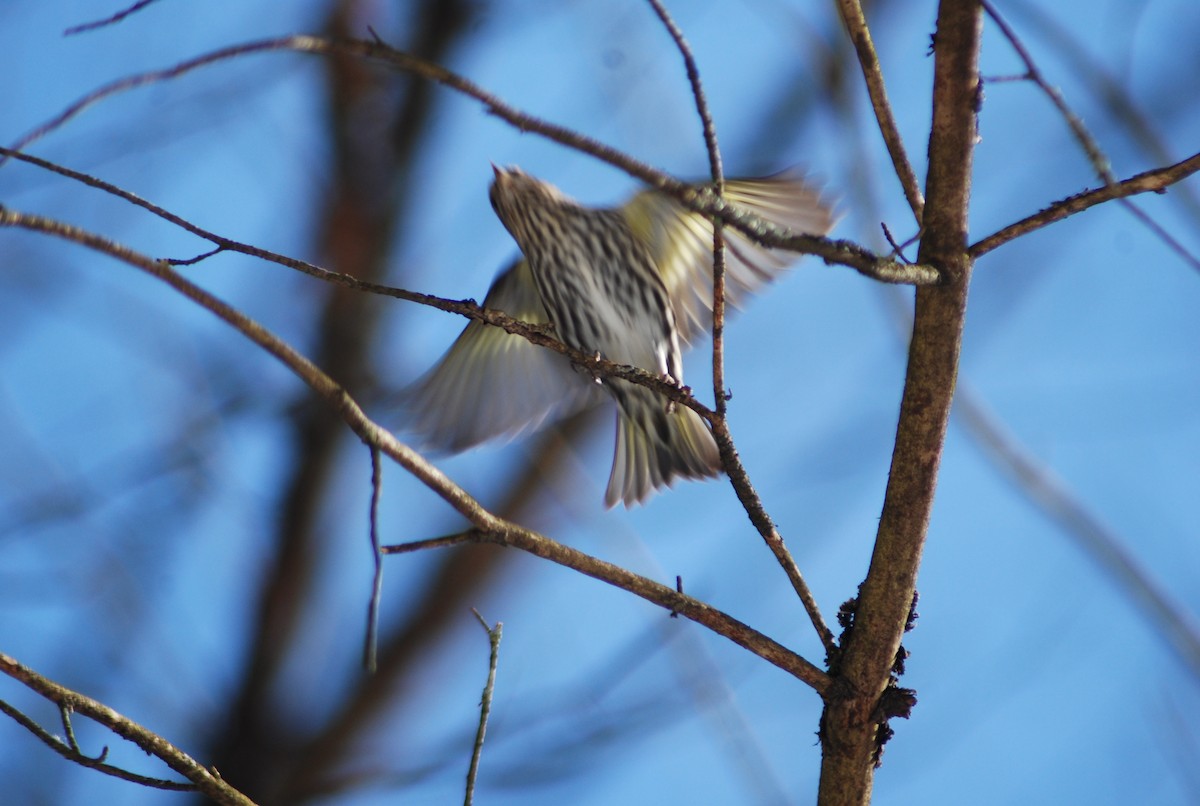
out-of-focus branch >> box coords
[0,653,254,806]
[63,0,164,35]
[1006,0,1200,222]
[954,388,1200,679]
[834,0,925,224]
[283,412,598,800]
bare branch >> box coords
[385,529,830,692]
[3,36,933,283]
[820,3,983,800]
[981,1,1200,270]
[834,0,925,224]
[464,613,502,806]
[643,0,833,651]
[363,447,384,674]
[63,0,165,36]
[0,147,712,422]
[969,152,1200,258]
[0,655,254,805]
[0,207,829,694]
[0,699,191,791]
[982,0,1109,180]
[710,417,837,653]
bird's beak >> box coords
[491,162,502,179]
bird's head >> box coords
[488,165,575,246]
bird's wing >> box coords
[402,259,603,452]
[621,171,835,344]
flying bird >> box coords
[405,166,833,507]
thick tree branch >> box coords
[818,3,982,804]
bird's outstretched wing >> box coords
[402,258,602,452]
[621,171,835,344]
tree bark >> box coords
[817,2,982,803]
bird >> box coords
[404,165,833,507]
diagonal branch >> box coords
[981,0,1200,271]
[63,0,164,35]
[954,387,1200,679]
[5,35,936,284]
[385,529,829,692]
[834,0,925,224]
[0,654,253,805]
[0,207,829,694]
[969,151,1200,258]
[0,147,717,419]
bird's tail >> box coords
[606,384,722,508]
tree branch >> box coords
[5,36,935,283]
[819,2,983,802]
[969,152,1200,258]
[0,654,254,805]
[834,0,925,224]
[385,529,829,692]
[643,0,835,653]
[0,206,829,694]
[979,0,1200,271]
[464,612,502,806]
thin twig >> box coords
[464,611,502,806]
[1005,0,1200,222]
[382,531,479,555]
[63,0,164,35]
[0,656,253,805]
[981,0,1200,271]
[645,0,834,653]
[834,0,925,224]
[0,700,191,791]
[363,447,384,674]
[643,0,729,412]
[969,151,1200,258]
[0,207,829,693]
[1117,199,1200,272]
[382,527,829,692]
[0,147,719,422]
[709,418,837,654]
[982,0,1110,180]
[1,37,932,283]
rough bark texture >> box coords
[817,2,982,803]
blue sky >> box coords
[2,1,1199,804]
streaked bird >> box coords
[405,166,833,507]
